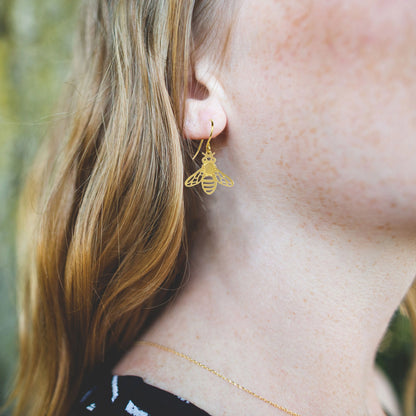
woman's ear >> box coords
[183,64,227,140]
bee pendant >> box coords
[185,148,234,195]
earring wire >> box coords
[191,120,214,160]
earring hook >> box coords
[191,120,214,160]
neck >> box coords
[141,190,416,415]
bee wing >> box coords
[184,169,204,187]
[214,169,234,188]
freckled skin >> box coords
[222,0,416,231]
[116,4,416,415]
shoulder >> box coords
[73,374,211,416]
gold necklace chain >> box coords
[138,340,303,416]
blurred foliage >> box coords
[0,0,80,412]
[377,310,414,409]
[0,0,414,415]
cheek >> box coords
[251,0,416,93]
[285,2,416,226]
[282,130,416,231]
[227,0,416,228]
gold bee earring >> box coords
[184,120,234,195]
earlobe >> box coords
[183,69,227,140]
[184,98,227,140]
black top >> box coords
[73,374,210,416]
[73,373,394,416]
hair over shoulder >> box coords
[9,1,234,415]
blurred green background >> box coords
[0,0,79,413]
[0,1,413,415]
